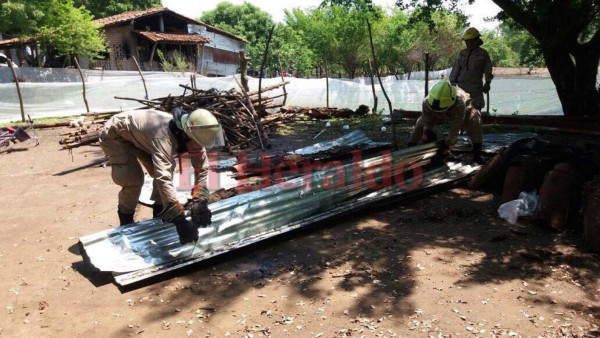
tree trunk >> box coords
[490,0,600,116]
[544,46,600,116]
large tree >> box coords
[494,0,600,116]
[73,0,161,19]
[395,0,600,116]
[285,7,340,78]
[285,3,382,78]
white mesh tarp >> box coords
[1,67,597,123]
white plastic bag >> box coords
[498,191,538,224]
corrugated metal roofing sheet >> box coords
[216,130,389,170]
[79,133,532,285]
[80,142,480,285]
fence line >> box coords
[1,67,595,123]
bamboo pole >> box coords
[7,58,25,122]
[132,56,149,99]
[73,57,90,113]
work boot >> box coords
[152,203,164,218]
[472,143,483,164]
[117,209,134,225]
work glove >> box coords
[172,215,199,245]
[422,129,438,143]
[436,140,452,156]
[483,82,491,94]
[152,203,164,218]
[190,200,212,227]
[431,140,452,164]
[158,202,199,245]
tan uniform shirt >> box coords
[422,87,469,145]
[449,47,494,110]
[410,87,482,146]
[101,109,207,207]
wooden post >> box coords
[149,42,158,70]
[424,52,430,97]
[258,25,276,108]
[73,57,90,113]
[238,51,250,92]
[7,58,26,122]
[368,58,378,114]
[278,61,288,106]
[132,56,149,99]
[367,19,397,150]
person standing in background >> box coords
[449,27,494,113]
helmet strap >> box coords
[168,119,189,154]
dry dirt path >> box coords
[0,127,597,337]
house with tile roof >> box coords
[0,7,248,76]
[93,7,248,75]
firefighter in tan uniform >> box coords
[449,27,494,111]
[99,108,223,244]
[408,81,483,163]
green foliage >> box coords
[0,1,44,38]
[285,3,383,78]
[269,23,316,77]
[156,50,192,73]
[195,0,552,80]
[73,0,161,19]
[371,9,412,75]
[496,19,544,67]
[0,0,107,63]
[37,0,107,60]
[481,31,519,67]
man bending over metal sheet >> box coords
[99,108,223,244]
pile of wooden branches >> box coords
[58,81,300,151]
[116,81,291,151]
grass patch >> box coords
[0,115,85,128]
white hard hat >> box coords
[181,109,224,148]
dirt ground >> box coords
[0,124,598,338]
[493,67,551,78]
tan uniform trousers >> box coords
[409,107,482,145]
[99,125,171,214]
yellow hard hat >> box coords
[427,81,457,112]
[462,27,481,40]
[182,109,224,148]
